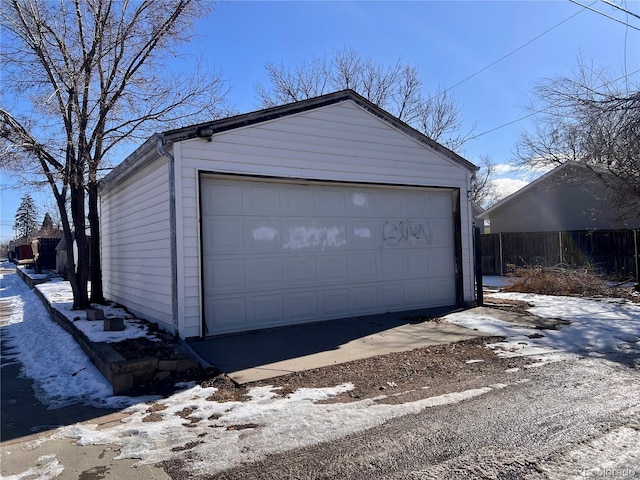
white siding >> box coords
[100,155,174,331]
[175,100,475,338]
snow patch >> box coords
[53,383,500,475]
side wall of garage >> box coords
[100,154,175,332]
[173,100,475,338]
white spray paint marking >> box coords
[352,193,368,207]
[252,226,278,241]
[283,226,346,250]
[354,227,372,239]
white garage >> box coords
[99,90,478,339]
[201,176,458,335]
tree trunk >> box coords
[88,180,104,304]
[70,181,90,310]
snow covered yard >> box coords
[2,263,639,477]
[446,292,640,367]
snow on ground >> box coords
[445,292,640,365]
[3,262,640,475]
[482,275,515,288]
[0,267,156,409]
[36,277,151,343]
[537,423,640,477]
[48,381,519,475]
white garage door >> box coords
[200,176,457,336]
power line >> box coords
[467,69,640,141]
[431,2,595,101]
[568,0,640,30]
[600,0,640,21]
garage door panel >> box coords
[318,255,349,283]
[349,220,376,247]
[206,297,246,332]
[405,282,430,306]
[347,191,375,215]
[201,177,457,336]
[203,219,244,253]
[380,283,405,309]
[285,291,318,320]
[380,219,431,248]
[245,257,283,287]
[281,188,315,215]
[205,258,245,292]
[315,189,346,215]
[406,251,429,278]
[247,185,281,214]
[245,220,281,251]
[426,194,453,217]
[351,285,379,313]
[248,294,284,326]
[379,252,404,279]
[205,183,243,214]
[375,191,402,216]
[319,289,350,316]
[350,253,377,280]
[429,247,455,272]
[402,193,428,216]
[282,221,347,251]
[284,256,317,284]
[429,218,455,246]
[429,277,457,305]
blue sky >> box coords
[1,0,639,241]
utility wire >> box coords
[568,0,640,30]
[599,0,640,21]
[467,68,640,141]
[430,2,595,101]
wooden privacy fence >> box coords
[481,230,640,281]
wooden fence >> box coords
[481,230,640,281]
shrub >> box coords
[504,265,613,297]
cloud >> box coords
[491,177,529,201]
[493,163,518,176]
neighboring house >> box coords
[471,201,485,230]
[99,90,479,339]
[479,162,640,233]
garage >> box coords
[201,175,457,335]
[100,89,477,339]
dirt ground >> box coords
[111,285,639,402]
[198,334,536,407]
[196,296,539,405]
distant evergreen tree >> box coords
[42,212,53,229]
[14,194,38,238]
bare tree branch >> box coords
[255,47,472,150]
[516,62,640,220]
[0,0,231,308]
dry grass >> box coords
[504,265,616,297]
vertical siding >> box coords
[176,100,476,337]
[100,155,174,330]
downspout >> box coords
[155,134,179,337]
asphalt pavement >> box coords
[168,356,640,479]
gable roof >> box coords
[101,90,477,190]
[160,89,477,172]
[478,162,576,219]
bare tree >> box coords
[256,47,471,151]
[0,0,231,309]
[470,155,498,208]
[516,63,640,220]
